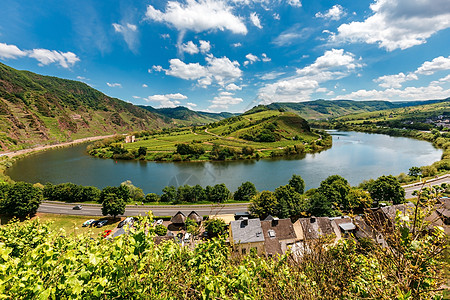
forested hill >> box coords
[245,99,448,120]
[0,63,169,151]
[139,105,237,125]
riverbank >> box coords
[0,134,116,182]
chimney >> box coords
[242,217,248,226]
[272,217,279,226]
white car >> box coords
[155,219,163,225]
[82,219,95,227]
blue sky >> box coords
[0,0,449,113]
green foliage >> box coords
[145,193,159,203]
[43,182,100,203]
[0,182,42,218]
[368,175,405,205]
[137,146,147,157]
[408,166,421,177]
[288,174,305,194]
[206,184,230,203]
[249,191,278,219]
[317,175,350,211]
[100,185,130,204]
[204,218,227,237]
[160,186,177,203]
[154,224,168,236]
[121,180,145,202]
[234,181,257,202]
[274,185,307,219]
[101,193,126,218]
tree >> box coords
[0,182,42,218]
[185,218,200,236]
[274,185,307,219]
[154,224,168,236]
[318,175,350,210]
[176,185,193,203]
[206,184,230,203]
[100,186,130,204]
[307,191,336,217]
[145,193,159,203]
[233,181,257,202]
[191,185,207,203]
[347,188,372,210]
[408,166,421,177]
[288,174,305,194]
[137,146,147,157]
[121,180,145,202]
[204,218,227,237]
[368,175,405,205]
[160,186,177,203]
[249,191,278,219]
[101,193,126,219]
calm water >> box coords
[6,131,442,193]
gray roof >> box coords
[339,223,356,231]
[230,218,264,244]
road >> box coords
[38,174,450,217]
[38,202,250,217]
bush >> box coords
[154,224,168,236]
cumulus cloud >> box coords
[199,40,211,53]
[334,84,450,101]
[416,56,450,75]
[287,0,301,7]
[430,74,450,86]
[142,84,148,88]
[261,53,271,62]
[225,83,242,90]
[164,55,242,87]
[244,53,259,66]
[0,42,27,59]
[334,0,450,51]
[250,12,262,29]
[374,72,418,88]
[258,49,362,103]
[315,5,346,21]
[112,22,139,52]
[145,0,247,34]
[144,93,187,108]
[106,82,122,88]
[0,42,80,68]
[232,42,242,47]
[259,71,285,80]
[186,102,198,110]
[180,41,199,54]
[209,92,243,110]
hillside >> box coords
[89,110,331,162]
[139,105,236,125]
[0,63,169,151]
[245,99,448,120]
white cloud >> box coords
[250,12,262,29]
[161,33,171,39]
[416,56,450,75]
[132,96,141,99]
[112,22,139,52]
[244,53,259,66]
[186,102,198,110]
[0,42,27,59]
[225,83,242,90]
[199,40,211,53]
[145,0,247,34]
[144,93,187,108]
[76,76,87,80]
[232,42,242,47]
[315,5,346,21]
[152,65,163,72]
[180,41,199,54]
[164,55,242,87]
[334,0,450,51]
[259,71,285,80]
[431,74,450,86]
[287,0,301,7]
[374,72,418,88]
[258,49,361,103]
[142,84,148,88]
[261,53,271,62]
[209,93,243,110]
[334,84,450,101]
[273,13,280,20]
[106,82,122,88]
[28,49,80,68]
[0,43,80,68]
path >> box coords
[0,135,116,158]
[403,174,450,199]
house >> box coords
[260,216,301,257]
[125,135,136,143]
[187,211,203,224]
[229,218,265,256]
[208,214,235,225]
[368,202,415,232]
[234,212,251,220]
[171,211,186,225]
[296,216,341,241]
[435,197,450,225]
[329,216,357,238]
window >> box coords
[268,229,276,238]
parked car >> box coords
[82,219,95,227]
[184,233,191,242]
[117,217,134,228]
[155,219,163,225]
[96,220,108,228]
[72,205,82,210]
[102,230,112,238]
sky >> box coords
[0,0,449,113]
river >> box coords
[6,131,442,193]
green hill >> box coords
[139,105,236,125]
[89,110,331,162]
[245,99,447,120]
[0,63,169,151]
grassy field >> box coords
[89,110,330,162]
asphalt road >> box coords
[38,174,450,217]
[38,202,250,217]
